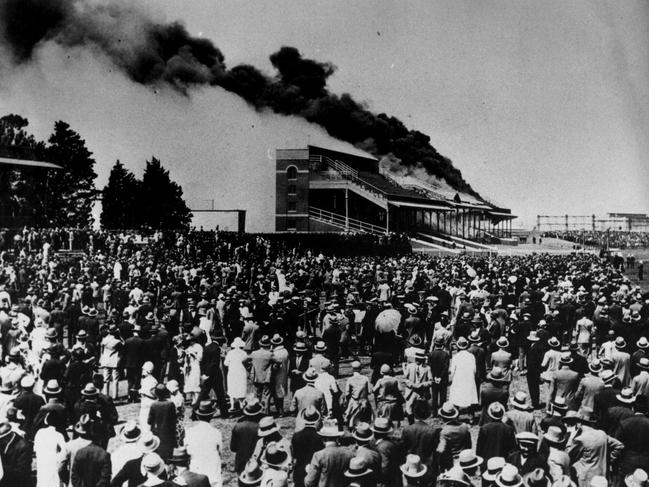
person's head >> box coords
[412,399,431,421]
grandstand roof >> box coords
[0,157,61,170]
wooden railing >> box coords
[308,206,386,235]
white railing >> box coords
[308,206,386,235]
[309,155,388,201]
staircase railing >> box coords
[308,206,386,235]
[309,155,388,201]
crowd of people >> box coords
[541,231,649,250]
[0,228,646,487]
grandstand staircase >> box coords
[309,155,389,209]
[308,207,386,235]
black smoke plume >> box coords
[0,0,480,197]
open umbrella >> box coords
[375,309,402,333]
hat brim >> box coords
[317,428,343,438]
[439,410,459,420]
[616,395,635,404]
[345,468,374,478]
[400,465,428,478]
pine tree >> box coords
[101,160,140,229]
[46,121,98,227]
[138,157,191,229]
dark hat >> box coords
[154,383,170,399]
[168,446,191,465]
[195,400,216,419]
[74,414,92,436]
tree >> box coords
[0,114,49,225]
[138,157,191,229]
[100,160,140,229]
[46,121,98,227]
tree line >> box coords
[0,114,191,229]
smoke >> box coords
[0,0,480,198]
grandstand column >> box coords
[345,187,349,231]
[385,205,390,234]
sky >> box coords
[1,0,648,230]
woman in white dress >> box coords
[223,337,249,411]
[448,337,478,411]
[139,361,158,433]
[183,338,203,405]
[185,401,223,487]
[33,413,66,487]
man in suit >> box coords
[611,336,632,387]
[292,368,327,431]
[290,341,312,394]
[429,337,450,415]
[506,432,549,476]
[476,402,517,460]
[120,325,144,403]
[371,417,402,487]
[593,370,621,430]
[575,360,605,412]
[526,331,545,409]
[291,406,324,487]
[197,332,229,418]
[13,374,45,441]
[631,357,649,399]
[168,447,210,487]
[33,379,68,439]
[0,421,32,487]
[614,395,649,476]
[71,433,111,487]
[230,399,263,474]
[351,422,381,480]
[549,353,580,409]
[478,367,509,425]
[304,422,353,487]
[250,335,274,413]
[400,399,441,483]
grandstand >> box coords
[275,145,516,252]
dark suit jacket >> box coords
[401,420,441,475]
[615,414,649,475]
[476,420,517,460]
[506,451,549,476]
[429,349,450,384]
[71,443,111,487]
[291,426,325,487]
[0,431,32,487]
[110,455,144,487]
[290,352,312,392]
[175,470,210,487]
[13,390,45,440]
[148,400,176,459]
[479,382,509,425]
[373,438,403,487]
[120,335,144,369]
[593,386,620,429]
[230,417,261,473]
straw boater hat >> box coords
[195,400,216,419]
[543,426,566,447]
[439,466,471,486]
[371,417,393,435]
[243,399,264,417]
[616,387,636,405]
[547,336,560,348]
[314,341,327,353]
[458,449,484,471]
[527,331,540,342]
[439,401,460,420]
[487,402,506,421]
[400,454,427,479]
[317,420,343,438]
[638,358,649,371]
[137,433,161,454]
[515,432,539,447]
[496,337,510,349]
[260,442,290,469]
[120,421,142,443]
[469,330,482,344]
[141,453,165,478]
[637,337,649,350]
[496,464,524,487]
[511,391,531,411]
[168,447,190,465]
[615,337,627,349]
[551,396,568,414]
[487,367,507,383]
[74,414,92,436]
[259,335,271,348]
[352,422,373,443]
[44,379,62,396]
[524,469,552,487]
[294,341,308,353]
[257,416,279,437]
[300,406,321,427]
[344,456,373,479]
[588,360,602,374]
[600,369,616,385]
[483,457,506,483]
[625,469,649,487]
[303,367,318,383]
[238,459,264,486]
[270,334,284,346]
[456,337,469,350]
[231,337,245,349]
[80,383,98,398]
[559,353,573,366]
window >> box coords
[288,184,296,194]
[286,166,297,180]
[288,201,297,212]
[287,218,297,230]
